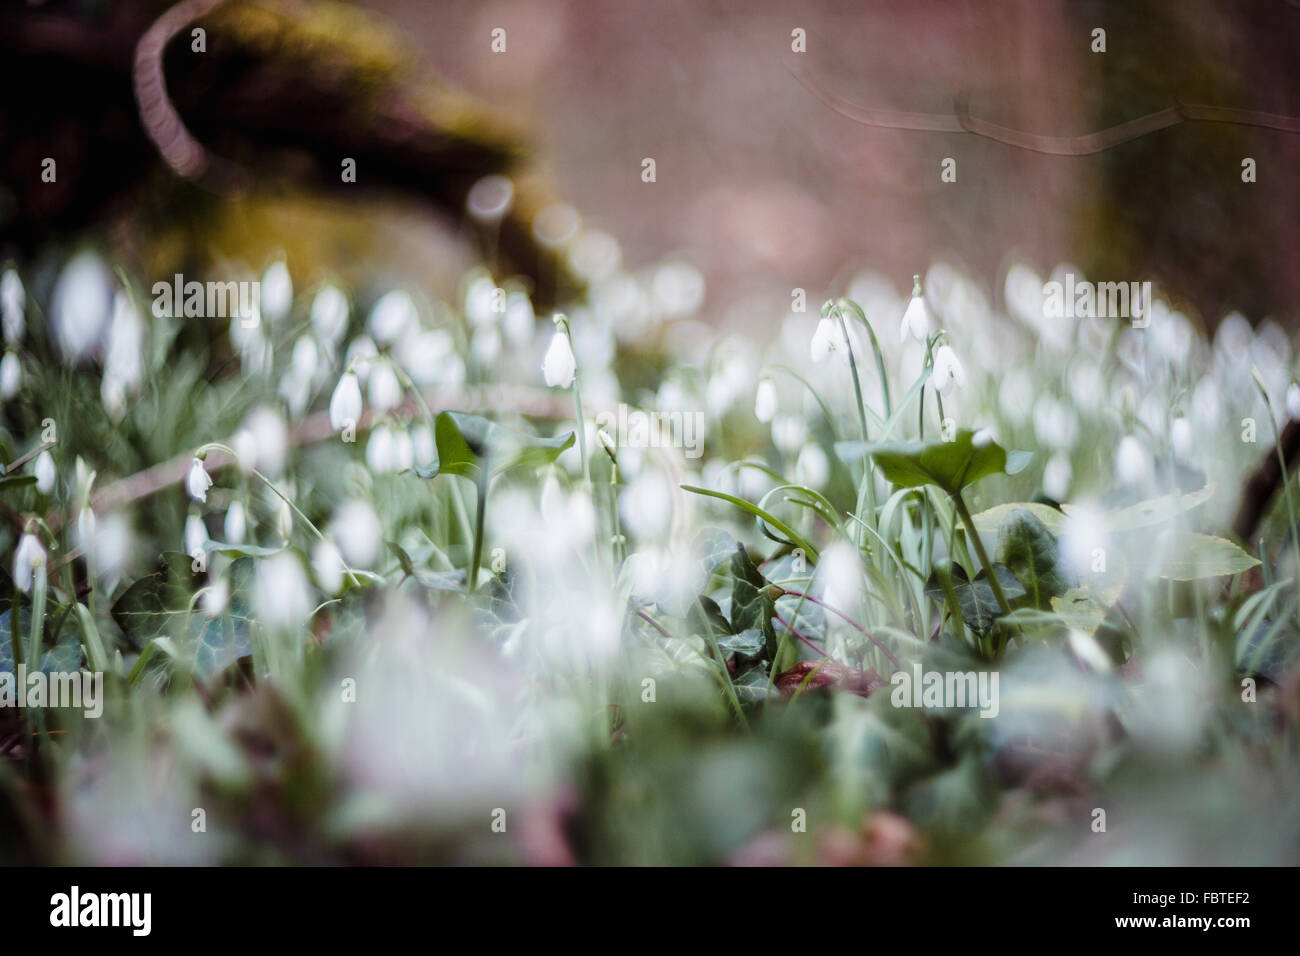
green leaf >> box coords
[971,501,1065,536]
[1154,533,1261,581]
[0,608,86,674]
[846,429,1031,495]
[413,411,574,481]
[728,546,778,655]
[717,627,766,658]
[996,508,1071,610]
[679,485,818,560]
[925,563,1025,634]
[0,474,37,495]
[110,552,203,651]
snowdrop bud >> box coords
[312,540,345,595]
[503,291,536,346]
[795,443,829,489]
[332,499,381,566]
[224,501,247,544]
[345,335,379,384]
[367,362,402,412]
[1287,383,1300,421]
[929,344,966,395]
[184,513,208,557]
[34,450,56,495]
[201,578,229,619]
[50,251,113,362]
[243,406,288,478]
[542,324,577,388]
[275,498,293,542]
[1115,435,1152,487]
[971,428,993,449]
[77,506,96,552]
[899,275,929,343]
[329,370,363,432]
[818,541,863,611]
[0,351,19,399]
[1,267,24,342]
[1042,452,1072,501]
[754,379,777,423]
[809,317,842,367]
[771,414,807,456]
[14,532,45,593]
[254,552,311,629]
[367,290,416,346]
[260,261,293,325]
[366,425,397,473]
[1171,417,1193,461]
[310,284,349,345]
[186,456,213,503]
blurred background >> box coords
[3,0,1298,329]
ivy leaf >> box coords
[716,627,766,659]
[0,607,86,674]
[925,563,1025,634]
[111,552,203,651]
[996,508,1072,610]
[412,411,573,481]
[846,429,1031,496]
[728,545,779,656]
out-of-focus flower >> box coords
[503,290,536,346]
[50,251,113,362]
[1042,452,1072,500]
[274,498,293,542]
[310,284,349,346]
[184,514,208,558]
[224,501,246,544]
[620,469,673,540]
[543,327,577,388]
[754,379,777,423]
[1171,417,1193,461]
[312,540,346,595]
[34,450,56,495]
[345,335,380,384]
[260,261,293,325]
[1287,383,1300,421]
[14,531,45,593]
[929,344,966,394]
[254,552,311,629]
[186,457,212,503]
[1115,435,1151,487]
[1033,396,1079,451]
[367,362,402,412]
[899,276,930,343]
[818,541,863,612]
[367,290,417,346]
[795,443,829,489]
[201,578,229,619]
[330,370,363,432]
[810,317,847,367]
[0,351,19,398]
[332,499,381,566]
[771,414,806,456]
[240,406,288,477]
[1,266,24,342]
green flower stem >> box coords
[467,470,488,594]
[952,491,1012,617]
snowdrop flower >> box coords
[899,275,930,343]
[274,497,293,542]
[224,501,247,543]
[771,414,807,456]
[0,351,19,399]
[345,335,379,384]
[186,456,213,503]
[50,251,113,362]
[247,406,289,476]
[810,316,847,367]
[312,540,346,595]
[542,325,577,388]
[1287,384,1300,421]
[332,499,381,566]
[818,541,863,612]
[1059,502,1107,580]
[754,379,777,423]
[471,324,503,366]
[367,290,417,346]
[1,267,24,342]
[929,344,966,395]
[90,511,133,581]
[254,552,311,629]
[200,578,229,619]
[367,362,402,412]
[503,290,536,346]
[1042,452,1072,501]
[620,470,672,540]
[33,450,56,495]
[795,443,829,489]
[366,425,401,473]
[260,261,293,325]
[14,531,45,593]
[184,513,208,558]
[1115,435,1152,487]
[1171,417,1193,461]
[329,370,363,433]
[310,284,349,346]
[1033,396,1079,451]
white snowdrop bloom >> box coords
[367,290,417,346]
[1115,435,1152,487]
[345,335,380,384]
[929,344,966,395]
[754,379,777,423]
[100,376,127,422]
[289,336,319,383]
[332,499,381,566]
[228,298,261,351]
[1067,628,1112,674]
[1,267,24,342]
[1192,376,1221,428]
[329,369,363,432]
[542,327,577,388]
[311,540,346,595]
[260,260,293,325]
[809,317,844,367]
[1058,501,1107,580]
[367,362,402,412]
[239,326,271,378]
[50,251,113,362]
[971,428,993,449]
[200,578,229,619]
[464,274,498,328]
[90,511,132,581]
[103,291,143,390]
[1032,396,1079,451]
[186,457,212,503]
[231,428,257,473]
[0,351,19,399]
[818,541,863,612]
[1287,384,1300,420]
[310,284,349,346]
[503,291,536,346]
[224,501,247,543]
[34,450,56,495]
[899,289,930,343]
[771,414,807,456]
[254,551,311,630]
[651,261,705,318]
[279,368,312,418]
[620,469,673,541]
[76,507,96,553]
[366,424,399,473]
[1171,417,1193,461]
[1042,452,1072,501]
[403,330,455,387]
[795,443,829,489]
[1066,360,1102,409]
[184,514,208,558]
[579,597,623,665]
[411,424,435,466]
[241,406,288,477]
[1003,262,1046,328]
[471,324,503,366]
[14,532,45,593]
[1214,311,1252,358]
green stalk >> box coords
[467,471,488,594]
[952,491,1012,616]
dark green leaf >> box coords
[996,508,1071,610]
[925,563,1025,634]
[845,429,1031,495]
